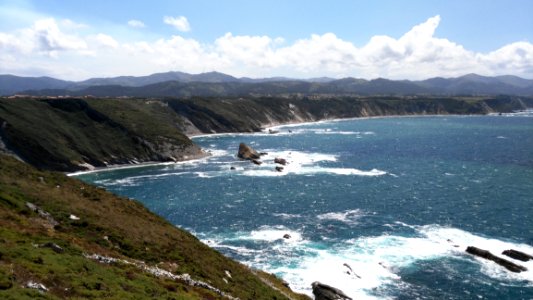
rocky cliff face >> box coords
[0,98,205,171]
[0,95,531,172]
[169,95,532,135]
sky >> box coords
[1,0,532,80]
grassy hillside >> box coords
[0,154,309,299]
[1,96,531,172]
[0,98,202,172]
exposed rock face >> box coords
[252,159,262,165]
[466,246,527,273]
[502,249,533,262]
[311,281,352,300]
[237,143,260,160]
[274,158,287,165]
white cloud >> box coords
[33,18,87,52]
[127,19,145,28]
[163,16,190,32]
[1,16,533,80]
[92,33,119,49]
[61,19,88,29]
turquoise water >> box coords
[76,113,533,299]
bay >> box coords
[76,113,533,299]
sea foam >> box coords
[210,224,533,299]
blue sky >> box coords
[1,0,532,80]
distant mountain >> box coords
[76,71,239,88]
[2,71,533,97]
[0,75,73,95]
[418,74,533,96]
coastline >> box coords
[69,113,486,176]
[67,152,211,177]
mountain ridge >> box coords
[2,72,533,97]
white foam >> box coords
[419,225,533,283]
[273,213,302,219]
[238,225,533,298]
[317,209,364,225]
[241,166,386,177]
[95,171,193,186]
[248,226,303,243]
[313,130,376,136]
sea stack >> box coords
[237,143,260,160]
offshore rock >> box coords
[237,143,260,160]
[502,249,533,262]
[312,281,352,300]
[274,157,287,165]
[252,159,262,165]
[466,246,527,273]
[275,166,284,172]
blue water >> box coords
[76,113,533,299]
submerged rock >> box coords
[466,246,527,273]
[283,234,291,239]
[252,159,262,165]
[502,249,533,262]
[237,143,260,160]
[312,281,352,300]
[275,166,284,172]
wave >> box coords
[202,224,533,299]
[317,209,365,225]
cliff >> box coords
[0,98,204,172]
[1,95,531,172]
[0,154,310,299]
[168,95,533,135]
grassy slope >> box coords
[0,154,309,300]
[0,98,199,171]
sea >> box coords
[75,112,533,299]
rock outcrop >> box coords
[466,246,528,273]
[238,143,260,160]
[274,157,287,165]
[275,166,284,172]
[502,249,533,262]
[311,281,352,300]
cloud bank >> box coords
[0,15,532,80]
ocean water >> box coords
[76,113,533,299]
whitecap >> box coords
[248,226,303,243]
[241,167,387,177]
[256,224,533,299]
[273,213,302,219]
[418,225,533,283]
[317,209,364,225]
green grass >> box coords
[0,98,198,171]
[0,154,310,299]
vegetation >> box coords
[1,96,531,172]
[6,72,533,97]
[0,94,531,298]
[0,154,310,299]
[0,98,200,171]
